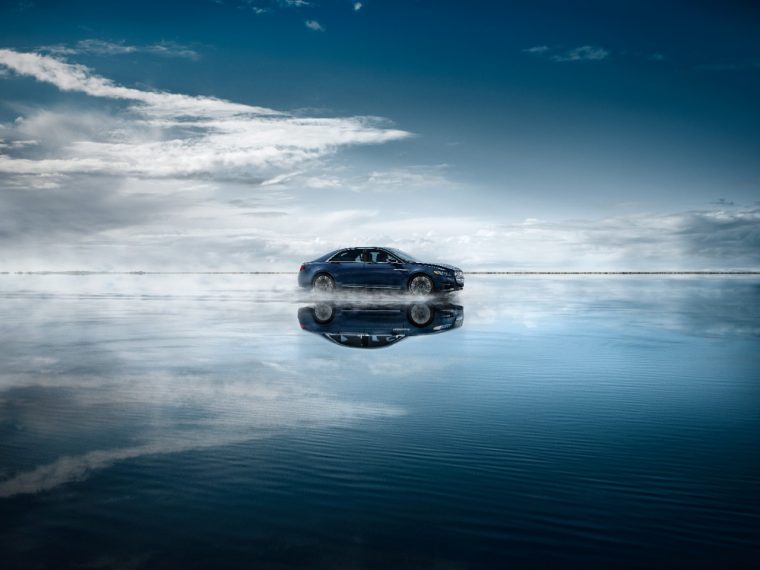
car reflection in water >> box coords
[298,301,464,348]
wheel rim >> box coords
[408,303,432,326]
[409,275,433,295]
[313,275,334,292]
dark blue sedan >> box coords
[297,247,464,294]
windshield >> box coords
[386,248,420,262]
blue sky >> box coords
[0,0,759,269]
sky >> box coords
[0,0,759,270]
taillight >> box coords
[299,264,306,272]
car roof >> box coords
[341,246,386,249]
[313,246,398,262]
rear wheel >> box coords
[408,274,434,295]
[312,273,335,292]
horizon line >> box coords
[2,271,759,276]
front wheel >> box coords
[312,303,335,324]
[407,303,433,327]
[312,274,335,292]
[408,274,434,295]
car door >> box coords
[328,248,365,287]
[362,249,402,288]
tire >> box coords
[312,273,336,293]
[408,274,434,295]
[407,303,433,327]
[312,303,335,324]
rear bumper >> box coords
[298,272,312,288]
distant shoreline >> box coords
[2,271,759,276]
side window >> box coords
[367,249,396,263]
[330,249,362,262]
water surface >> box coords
[1,275,758,568]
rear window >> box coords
[330,249,362,262]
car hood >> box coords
[417,262,462,272]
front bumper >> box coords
[437,282,463,291]
[434,270,464,292]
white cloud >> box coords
[551,45,609,62]
[523,45,609,62]
[354,2,363,11]
[0,50,410,180]
[265,164,452,193]
[280,208,760,272]
[363,166,452,191]
[0,49,276,114]
[236,0,309,12]
[0,138,36,149]
[0,155,113,174]
[305,19,325,32]
[2,189,758,270]
[40,39,200,59]
[0,49,418,270]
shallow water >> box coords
[0,275,758,568]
